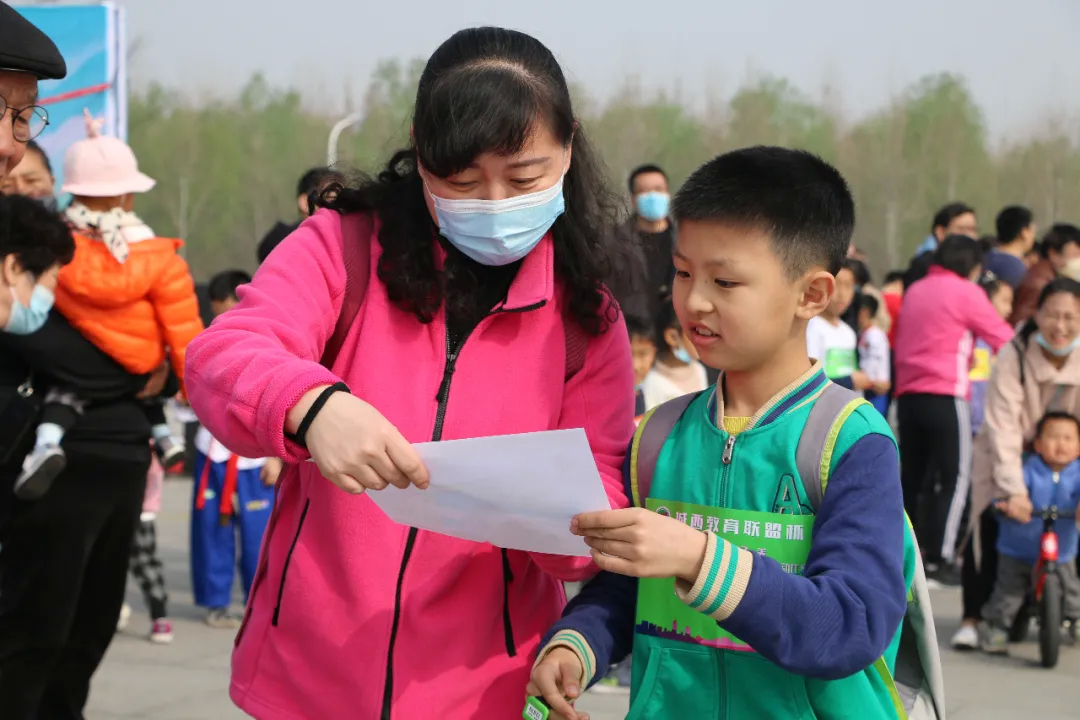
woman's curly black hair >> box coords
[0,194,74,276]
[316,27,623,334]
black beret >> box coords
[0,2,67,80]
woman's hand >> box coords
[996,493,1033,523]
[303,391,430,494]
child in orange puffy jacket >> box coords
[15,113,204,500]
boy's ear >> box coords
[798,269,834,320]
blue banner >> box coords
[15,2,126,191]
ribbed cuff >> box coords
[675,532,754,621]
[533,630,597,688]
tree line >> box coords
[127,60,1080,280]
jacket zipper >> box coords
[380,330,467,720]
[272,498,310,627]
[720,435,736,506]
[379,299,547,719]
[500,548,517,656]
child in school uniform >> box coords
[529,148,925,720]
[190,270,282,627]
[856,293,891,416]
[626,315,658,425]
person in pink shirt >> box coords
[184,27,634,720]
[894,235,1014,584]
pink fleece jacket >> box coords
[184,210,635,720]
[894,266,1014,399]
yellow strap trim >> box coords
[818,398,870,491]
[629,406,660,508]
[873,656,908,720]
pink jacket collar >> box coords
[430,231,556,311]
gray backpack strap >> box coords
[796,382,865,511]
[630,391,699,507]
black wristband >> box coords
[286,382,350,449]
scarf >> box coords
[64,202,156,264]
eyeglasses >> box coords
[0,95,49,143]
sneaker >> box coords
[150,618,173,644]
[116,602,132,633]
[589,663,631,695]
[1067,618,1078,645]
[950,623,979,651]
[153,436,186,469]
[980,624,1009,655]
[205,608,242,629]
[14,444,66,500]
[925,563,962,589]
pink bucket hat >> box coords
[61,110,155,197]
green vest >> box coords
[626,371,916,720]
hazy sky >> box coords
[126,0,1079,141]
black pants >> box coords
[897,393,972,565]
[0,452,148,720]
[961,507,1000,620]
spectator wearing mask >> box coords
[1011,223,1080,327]
[0,139,55,210]
[984,206,1036,290]
[607,164,675,323]
[905,202,978,288]
[894,235,1014,584]
[256,167,338,264]
[640,299,708,409]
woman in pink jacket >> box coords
[894,235,1014,582]
[184,27,634,720]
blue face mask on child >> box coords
[673,344,694,364]
[1034,331,1080,358]
[5,284,54,335]
[427,174,567,267]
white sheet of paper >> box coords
[366,429,611,556]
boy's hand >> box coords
[261,457,283,487]
[572,508,707,582]
[527,647,588,720]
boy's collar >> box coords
[709,361,828,432]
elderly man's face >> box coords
[0,71,39,183]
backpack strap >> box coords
[629,392,700,507]
[563,317,589,382]
[320,212,373,369]
[795,382,869,512]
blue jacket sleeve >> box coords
[720,432,908,680]
[539,448,638,680]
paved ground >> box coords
[88,478,1080,719]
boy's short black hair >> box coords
[24,139,52,176]
[672,146,855,276]
[844,258,871,287]
[1036,411,1080,439]
[0,194,74,276]
[933,234,984,278]
[931,202,975,233]
[977,273,1003,300]
[208,269,253,303]
[628,164,667,195]
[884,270,906,286]
[857,292,879,318]
[995,206,1033,245]
[624,314,654,343]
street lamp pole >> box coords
[327,113,363,167]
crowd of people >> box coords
[1,6,1078,720]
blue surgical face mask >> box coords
[1034,331,1080,358]
[673,343,694,364]
[5,284,54,335]
[427,175,566,267]
[635,192,670,222]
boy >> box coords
[190,270,282,627]
[981,412,1080,653]
[806,260,870,393]
[856,293,891,416]
[529,148,914,720]
[626,315,657,424]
